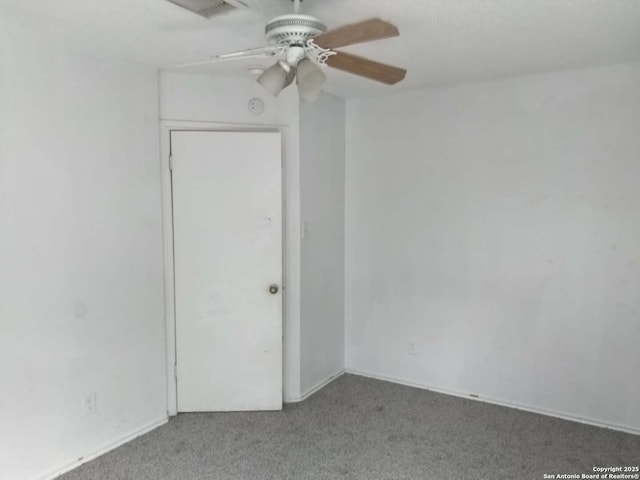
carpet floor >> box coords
[59,374,639,480]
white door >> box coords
[171,131,283,412]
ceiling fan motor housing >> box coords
[265,14,327,46]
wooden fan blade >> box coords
[326,52,406,85]
[313,18,399,49]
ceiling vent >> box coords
[166,0,243,18]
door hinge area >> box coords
[174,364,178,379]
[169,155,174,171]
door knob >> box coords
[268,284,279,295]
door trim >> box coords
[160,121,290,415]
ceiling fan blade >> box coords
[176,46,283,67]
[326,51,406,85]
[313,18,399,49]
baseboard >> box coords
[40,416,168,480]
[347,368,640,437]
[290,369,346,403]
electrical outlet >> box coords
[408,340,417,355]
[82,392,97,416]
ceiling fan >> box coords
[177,0,407,101]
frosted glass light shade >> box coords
[296,58,325,92]
[257,61,289,97]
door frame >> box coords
[160,120,290,415]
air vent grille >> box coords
[166,0,236,18]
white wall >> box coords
[299,93,346,396]
[0,17,167,480]
[345,63,640,433]
[160,72,303,401]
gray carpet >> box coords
[59,374,639,480]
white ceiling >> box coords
[2,0,639,97]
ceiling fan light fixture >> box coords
[285,46,306,67]
[176,7,407,93]
[296,58,326,92]
[257,61,291,97]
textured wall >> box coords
[346,63,640,433]
[300,93,346,396]
[0,18,166,480]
